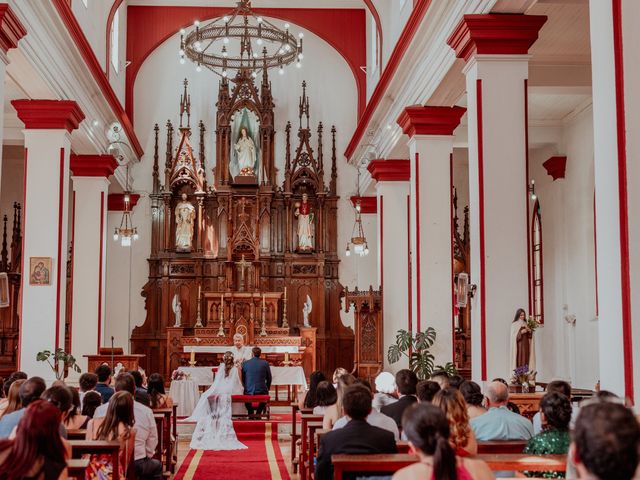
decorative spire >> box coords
[298,80,310,129]
[285,121,291,174]
[330,125,337,195]
[199,120,206,172]
[152,123,160,194]
[1,215,8,272]
[165,119,174,172]
[317,122,324,174]
[10,202,21,272]
[179,78,191,129]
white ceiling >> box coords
[127,0,366,8]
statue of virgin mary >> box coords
[234,126,257,175]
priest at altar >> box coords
[231,333,253,366]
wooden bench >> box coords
[66,429,87,440]
[153,408,174,473]
[477,440,528,454]
[330,453,567,479]
[299,413,323,480]
[290,404,313,474]
[305,421,324,479]
[229,394,271,420]
[69,440,121,480]
[67,458,89,479]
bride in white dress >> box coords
[186,352,247,450]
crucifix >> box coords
[236,254,251,291]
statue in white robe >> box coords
[175,193,196,252]
[234,127,256,175]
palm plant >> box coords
[387,327,458,380]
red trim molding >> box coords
[51,0,144,158]
[350,196,377,214]
[476,79,487,381]
[447,14,547,62]
[126,6,366,123]
[542,156,567,181]
[0,4,26,53]
[380,195,384,294]
[12,100,85,132]
[97,191,105,350]
[397,105,466,137]
[108,193,140,211]
[612,0,634,402]
[70,154,119,177]
[345,0,433,160]
[368,159,410,182]
[525,80,532,315]
[55,148,66,349]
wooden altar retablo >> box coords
[131,74,353,380]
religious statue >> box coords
[294,193,314,251]
[302,295,312,327]
[510,308,536,373]
[172,293,182,327]
[175,193,196,252]
[234,127,257,176]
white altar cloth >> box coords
[168,379,200,417]
[183,345,299,353]
[177,365,307,388]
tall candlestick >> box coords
[189,347,195,365]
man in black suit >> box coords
[315,384,398,480]
[241,346,272,416]
[381,369,418,428]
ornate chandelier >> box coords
[178,0,305,77]
[346,166,369,257]
[113,166,139,247]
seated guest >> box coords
[0,381,9,416]
[147,373,173,409]
[298,370,326,410]
[433,388,478,455]
[86,391,136,479]
[373,372,398,411]
[430,370,450,390]
[332,367,349,387]
[95,364,115,404]
[416,380,440,403]
[40,385,73,439]
[64,387,90,430]
[492,378,521,414]
[82,391,103,418]
[332,384,399,440]
[570,401,640,480]
[532,380,576,434]
[0,400,71,480]
[381,369,418,428]
[323,373,356,429]
[78,372,98,406]
[93,373,161,480]
[393,403,494,480]
[313,381,337,415]
[523,392,572,478]
[0,379,25,419]
[460,381,487,419]
[470,381,533,441]
[130,369,151,407]
[0,377,46,438]
[0,374,24,417]
[316,384,398,479]
[448,374,465,390]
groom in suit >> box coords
[241,347,272,416]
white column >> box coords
[589,0,640,402]
[397,107,465,367]
[12,100,84,381]
[368,160,410,371]
[448,14,546,382]
[69,155,117,378]
[0,5,26,187]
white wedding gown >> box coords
[186,363,247,450]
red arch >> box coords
[105,0,124,79]
[362,0,383,67]
[125,6,366,124]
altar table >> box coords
[177,365,307,387]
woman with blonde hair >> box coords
[322,373,356,429]
[0,379,25,419]
[433,388,478,456]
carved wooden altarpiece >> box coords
[130,72,354,380]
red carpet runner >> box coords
[175,421,291,480]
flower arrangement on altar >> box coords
[171,369,190,381]
[511,364,537,387]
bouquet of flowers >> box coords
[526,315,540,333]
[171,369,189,381]
[511,364,537,385]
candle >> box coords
[263,294,266,309]
[198,285,202,299]
[284,287,287,299]
[190,348,195,364]
[285,352,290,363]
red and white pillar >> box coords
[396,107,465,366]
[589,0,640,403]
[368,159,410,371]
[0,5,26,184]
[448,14,546,382]
[69,155,118,377]
[12,100,84,380]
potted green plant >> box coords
[387,327,458,380]
[36,348,81,381]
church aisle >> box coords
[175,421,291,480]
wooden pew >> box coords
[316,428,410,456]
[153,409,175,474]
[290,403,313,474]
[331,453,566,479]
[67,458,90,479]
[299,413,323,480]
[66,429,87,440]
[69,440,121,480]
[305,421,324,479]
[477,440,528,454]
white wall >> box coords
[528,105,598,389]
[105,17,360,345]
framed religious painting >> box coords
[29,257,52,286]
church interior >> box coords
[0,0,639,479]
